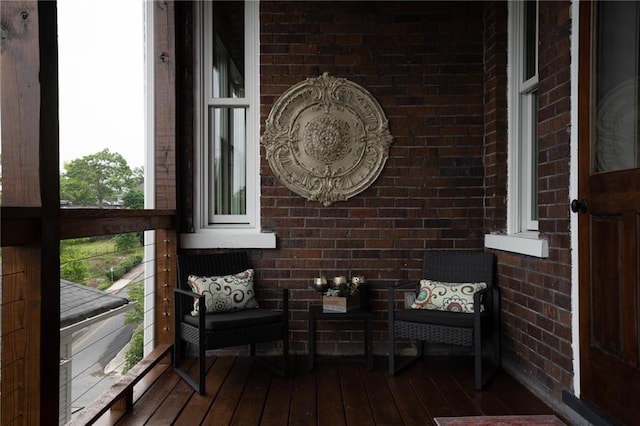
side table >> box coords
[307,304,373,371]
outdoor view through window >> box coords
[56,1,147,424]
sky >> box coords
[57,0,145,171]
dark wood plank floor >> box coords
[96,355,564,425]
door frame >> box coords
[569,0,582,399]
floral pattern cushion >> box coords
[411,279,487,313]
[187,269,258,315]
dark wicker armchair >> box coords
[174,251,290,394]
[387,250,500,390]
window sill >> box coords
[180,230,276,249]
[484,232,549,258]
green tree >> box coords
[60,149,134,206]
[123,328,144,374]
[115,232,140,252]
[60,239,90,283]
[123,281,145,373]
[123,189,144,209]
[125,281,144,324]
[131,166,144,187]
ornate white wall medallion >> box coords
[262,72,393,206]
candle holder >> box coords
[312,276,329,292]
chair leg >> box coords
[174,340,204,394]
[474,333,483,390]
[475,331,501,391]
[198,342,206,395]
[282,335,290,377]
[389,323,396,374]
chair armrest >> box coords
[473,286,498,314]
[175,287,200,299]
[387,281,420,315]
[174,287,203,313]
[174,288,206,332]
[390,280,421,290]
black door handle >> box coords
[571,199,588,214]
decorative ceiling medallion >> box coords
[262,72,393,206]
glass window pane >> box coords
[209,107,247,216]
[530,93,538,221]
[523,0,537,81]
[212,1,245,98]
[595,2,640,173]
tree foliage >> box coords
[123,189,144,209]
[60,149,138,206]
[125,281,144,325]
[115,232,140,252]
[123,328,144,374]
[60,239,90,283]
[123,281,145,374]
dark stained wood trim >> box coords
[175,1,195,234]
[577,0,593,404]
[1,208,176,246]
[60,209,176,239]
[38,1,61,421]
[0,207,41,246]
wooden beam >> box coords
[38,1,62,420]
[153,1,178,346]
[0,1,46,424]
[1,208,176,246]
[59,209,175,240]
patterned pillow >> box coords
[411,279,487,313]
[187,269,258,315]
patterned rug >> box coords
[434,415,566,426]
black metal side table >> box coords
[307,304,374,371]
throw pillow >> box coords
[187,269,258,315]
[411,279,487,313]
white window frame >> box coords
[485,0,548,258]
[182,0,275,249]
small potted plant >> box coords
[322,276,364,312]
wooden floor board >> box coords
[201,357,253,425]
[339,363,376,426]
[115,359,188,426]
[260,374,294,426]
[316,364,347,426]
[288,359,317,426]
[385,375,434,426]
[360,365,404,425]
[173,356,231,425]
[104,355,567,426]
[231,366,271,425]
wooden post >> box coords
[154,1,177,346]
[1,0,60,423]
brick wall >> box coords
[185,0,576,412]
[483,0,575,404]
[257,1,487,355]
[482,1,508,233]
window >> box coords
[182,0,275,249]
[485,0,548,257]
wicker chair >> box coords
[387,250,500,390]
[174,251,289,394]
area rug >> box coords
[434,415,566,426]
